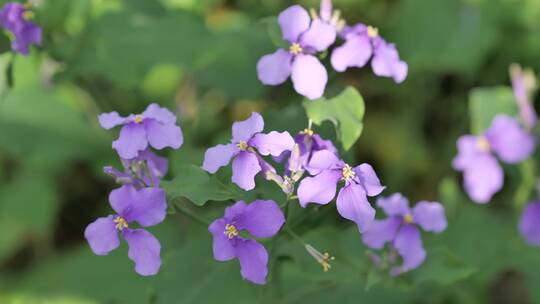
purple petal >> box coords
[98,111,126,129]
[376,193,410,217]
[452,135,484,170]
[144,119,183,150]
[251,131,295,157]
[224,201,248,222]
[319,0,333,21]
[393,225,426,272]
[112,123,148,159]
[208,218,236,261]
[123,229,161,276]
[297,169,341,207]
[462,154,504,204]
[235,239,269,285]
[371,40,408,83]
[519,201,540,246]
[109,185,167,227]
[306,149,341,175]
[291,54,328,100]
[412,201,447,233]
[202,143,238,174]
[300,19,336,52]
[331,35,372,72]
[138,149,169,179]
[361,217,402,249]
[236,200,285,238]
[510,65,538,129]
[232,151,262,191]
[232,112,264,143]
[142,103,177,124]
[355,163,385,196]
[336,184,376,232]
[485,115,536,164]
[278,5,311,43]
[84,216,120,255]
[257,49,293,86]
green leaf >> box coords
[469,86,518,134]
[259,16,287,49]
[162,164,242,206]
[303,87,365,151]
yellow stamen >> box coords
[289,43,303,55]
[134,114,144,124]
[477,136,490,152]
[237,141,248,151]
[301,128,314,136]
[367,26,379,38]
[342,164,356,181]
[224,224,239,239]
[403,214,414,224]
[113,216,128,231]
[305,244,335,272]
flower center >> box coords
[114,216,129,231]
[403,214,414,224]
[477,136,490,152]
[301,128,314,136]
[224,224,239,239]
[289,43,303,55]
[342,164,356,181]
[133,114,144,124]
[237,141,248,151]
[367,26,379,38]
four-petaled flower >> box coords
[84,185,167,276]
[208,200,285,284]
[362,193,447,275]
[297,150,385,232]
[257,5,337,99]
[202,112,295,191]
[0,2,42,55]
[99,103,184,159]
[453,114,536,203]
[104,149,168,188]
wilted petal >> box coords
[208,218,236,261]
[412,201,447,233]
[300,19,336,52]
[297,169,341,207]
[331,35,372,72]
[519,201,540,246]
[251,131,295,156]
[371,41,408,83]
[362,217,401,249]
[510,65,538,129]
[232,152,262,191]
[257,49,293,85]
[142,103,177,124]
[278,5,311,43]
[235,239,269,285]
[112,123,148,159]
[376,193,410,217]
[306,149,341,175]
[232,112,265,143]
[355,163,385,196]
[236,200,285,238]
[144,119,183,150]
[485,115,536,164]
[462,154,503,204]
[452,135,483,170]
[336,184,376,232]
[84,216,120,255]
[109,185,167,227]
[123,229,161,276]
[202,144,238,174]
[393,225,426,271]
[98,111,126,129]
[291,54,327,100]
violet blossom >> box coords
[208,200,285,284]
[0,2,42,55]
[510,64,537,129]
[362,193,447,275]
[84,185,166,276]
[99,103,183,159]
[104,149,168,188]
[257,5,337,99]
[453,114,536,203]
[297,150,385,232]
[519,201,540,247]
[202,112,295,191]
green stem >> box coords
[285,227,305,245]
[173,202,211,226]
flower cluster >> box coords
[0,2,42,55]
[257,0,407,100]
[85,104,183,276]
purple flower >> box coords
[208,200,285,284]
[510,64,537,129]
[99,103,183,159]
[331,23,407,83]
[202,112,295,191]
[519,201,540,247]
[297,150,385,232]
[313,0,345,32]
[0,3,42,55]
[84,185,167,276]
[362,193,447,275]
[104,149,168,188]
[453,114,536,203]
[257,5,337,99]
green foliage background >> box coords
[1,0,540,303]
